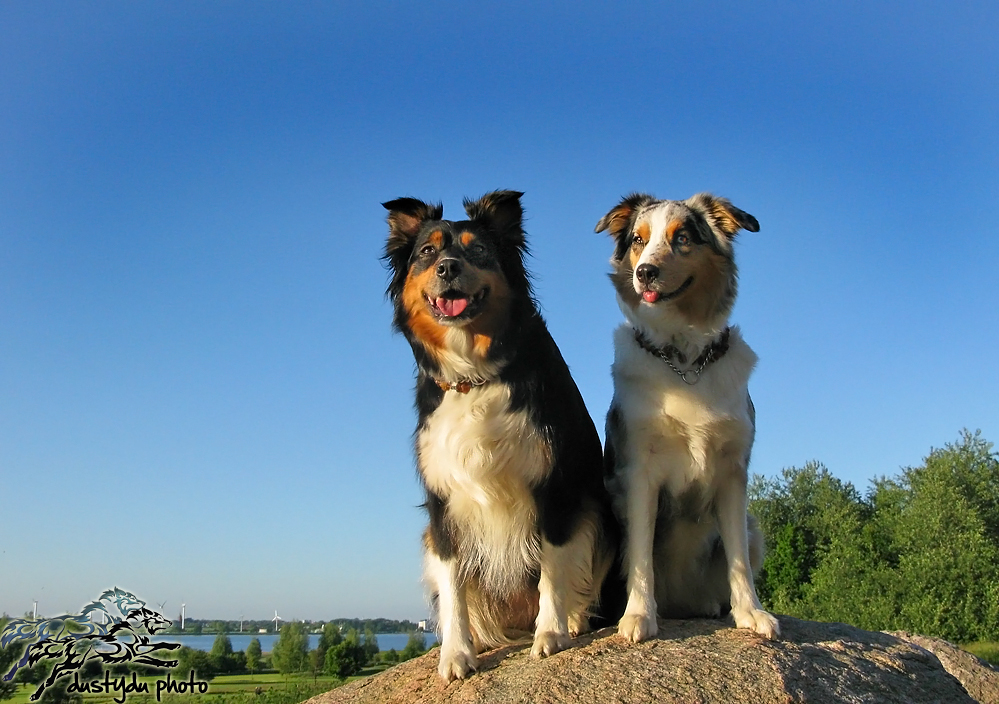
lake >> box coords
[150,632,437,653]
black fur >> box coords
[383,190,623,631]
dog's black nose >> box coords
[636,263,659,284]
[436,258,462,281]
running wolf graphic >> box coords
[1,588,180,701]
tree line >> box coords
[0,623,430,703]
[164,617,421,635]
[266,622,427,679]
[157,624,429,681]
[750,429,999,644]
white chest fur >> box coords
[611,324,757,498]
[418,383,551,595]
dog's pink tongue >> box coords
[643,291,660,303]
[436,297,468,317]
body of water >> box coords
[150,632,437,653]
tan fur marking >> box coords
[429,230,444,248]
[635,221,650,243]
[673,249,735,325]
[666,219,684,241]
[460,231,475,247]
[473,334,493,357]
[628,222,652,271]
[628,247,641,272]
[402,265,446,353]
[466,269,511,357]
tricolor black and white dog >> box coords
[596,192,779,642]
[383,190,617,680]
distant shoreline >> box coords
[151,632,438,653]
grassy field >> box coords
[961,641,999,666]
[3,668,394,704]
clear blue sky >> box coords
[2,1,996,623]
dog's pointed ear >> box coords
[596,193,656,260]
[685,193,759,239]
[383,197,443,251]
[382,197,442,298]
[595,193,656,236]
[463,190,525,247]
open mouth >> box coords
[641,276,693,304]
[427,288,489,321]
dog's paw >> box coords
[531,630,571,658]
[568,614,590,638]
[437,643,478,681]
[732,607,780,639]
[618,612,658,643]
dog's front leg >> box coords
[532,538,573,657]
[618,469,660,642]
[425,552,478,680]
[715,478,780,639]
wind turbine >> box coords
[273,610,282,633]
[157,601,167,615]
[181,603,186,631]
[239,614,244,633]
[32,599,38,619]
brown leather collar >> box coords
[433,377,490,394]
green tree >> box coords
[749,431,999,642]
[880,434,999,641]
[318,623,343,649]
[271,623,309,675]
[0,639,22,701]
[324,641,365,678]
[750,461,870,613]
[173,647,217,681]
[756,521,809,607]
[190,651,218,681]
[36,679,81,704]
[315,623,341,673]
[307,650,323,682]
[400,632,426,662]
[79,659,103,680]
[362,628,379,664]
[209,633,234,673]
[13,659,49,686]
[245,638,262,675]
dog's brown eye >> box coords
[631,235,645,248]
[675,233,690,247]
[420,244,436,256]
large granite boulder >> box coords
[306,617,999,703]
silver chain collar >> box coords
[633,328,731,386]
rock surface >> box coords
[306,617,999,704]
